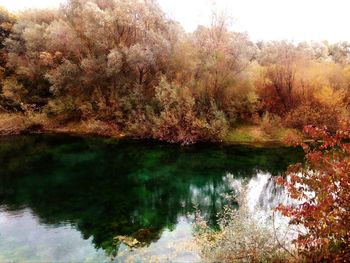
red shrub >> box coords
[276,125,350,261]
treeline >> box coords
[0,0,349,143]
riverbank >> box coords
[0,113,123,138]
[0,113,300,145]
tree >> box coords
[0,6,15,66]
[256,41,300,115]
[0,7,18,112]
[192,13,256,109]
[5,0,174,112]
[150,77,228,144]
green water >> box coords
[0,135,303,262]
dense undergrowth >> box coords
[1,1,350,144]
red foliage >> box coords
[276,125,350,261]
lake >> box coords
[0,135,303,262]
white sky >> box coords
[1,0,349,42]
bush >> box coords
[195,188,294,262]
[45,96,82,124]
[124,108,154,138]
[150,78,228,144]
[277,126,350,261]
[284,103,340,132]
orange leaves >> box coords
[274,176,285,186]
[277,126,350,260]
[39,52,54,66]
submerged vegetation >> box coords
[0,0,349,143]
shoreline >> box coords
[0,126,290,148]
[0,113,297,147]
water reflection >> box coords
[0,209,107,262]
[0,135,303,261]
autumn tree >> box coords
[0,7,19,112]
[256,41,301,115]
[0,6,15,66]
[2,0,350,143]
[190,11,256,123]
[5,0,174,115]
[327,41,350,64]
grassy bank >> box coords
[223,125,301,145]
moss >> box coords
[225,128,255,143]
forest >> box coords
[1,0,349,144]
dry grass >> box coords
[0,113,27,135]
[0,113,122,138]
[0,112,52,135]
[38,117,123,138]
[60,119,121,137]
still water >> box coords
[0,135,303,262]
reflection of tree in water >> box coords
[0,135,303,256]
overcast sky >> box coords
[1,0,349,42]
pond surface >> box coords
[0,135,303,262]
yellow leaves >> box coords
[0,21,13,31]
[115,235,140,248]
[343,65,350,74]
[0,66,4,79]
[314,85,345,107]
[1,76,26,102]
[39,52,53,66]
[39,51,63,67]
[247,91,259,105]
[0,6,16,22]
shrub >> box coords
[1,77,27,105]
[151,78,228,144]
[195,188,294,262]
[284,103,340,132]
[277,126,350,261]
[45,96,82,124]
[124,108,154,138]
